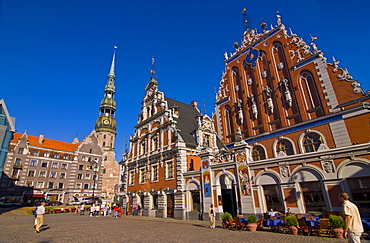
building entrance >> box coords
[220,174,237,217]
[167,194,174,218]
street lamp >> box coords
[92,164,99,204]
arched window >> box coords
[303,133,322,152]
[276,139,294,156]
[252,146,266,161]
[224,105,234,139]
[299,71,323,118]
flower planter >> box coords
[331,228,344,239]
[289,226,299,235]
[247,223,258,232]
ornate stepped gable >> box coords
[214,13,369,145]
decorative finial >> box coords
[276,11,281,26]
[310,34,318,42]
[241,8,251,30]
[149,56,156,76]
[260,18,267,31]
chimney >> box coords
[190,100,198,108]
[38,134,44,144]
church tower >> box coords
[95,50,119,200]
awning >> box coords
[24,194,45,198]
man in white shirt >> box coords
[35,201,45,233]
[340,192,363,243]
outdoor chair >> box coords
[316,219,331,237]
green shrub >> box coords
[329,214,345,228]
[285,215,299,226]
[221,212,233,222]
[247,215,257,223]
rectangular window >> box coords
[18,148,24,154]
[84,184,89,189]
[81,156,86,161]
[129,170,135,185]
[139,168,145,184]
[50,172,57,178]
[39,171,46,177]
[166,161,174,179]
[63,154,69,160]
[52,162,58,168]
[41,161,48,167]
[152,165,158,182]
[26,181,33,187]
[44,152,50,157]
[14,158,21,165]
[58,183,64,189]
[53,153,59,159]
[28,170,35,177]
[30,160,37,166]
[48,182,54,188]
[61,163,67,169]
[78,165,84,170]
[76,183,82,189]
[36,182,44,188]
[85,174,90,179]
[33,150,40,156]
[77,174,82,179]
[60,172,66,179]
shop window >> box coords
[347,176,370,213]
[263,184,283,213]
[300,181,326,212]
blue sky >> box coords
[1,0,369,160]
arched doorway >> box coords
[220,174,237,217]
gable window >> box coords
[14,158,21,165]
[152,135,158,151]
[252,146,266,161]
[303,133,322,153]
[140,141,146,155]
[18,148,24,154]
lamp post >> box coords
[92,164,99,204]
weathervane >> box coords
[150,56,156,76]
[241,8,251,30]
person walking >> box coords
[208,204,216,229]
[340,192,363,243]
[34,201,45,233]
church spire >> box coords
[95,50,117,134]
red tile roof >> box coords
[11,132,82,152]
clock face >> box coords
[103,119,110,125]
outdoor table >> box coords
[264,219,284,227]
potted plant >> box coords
[221,212,233,229]
[329,215,344,238]
[285,215,299,235]
[247,215,258,232]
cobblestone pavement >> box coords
[0,212,369,243]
